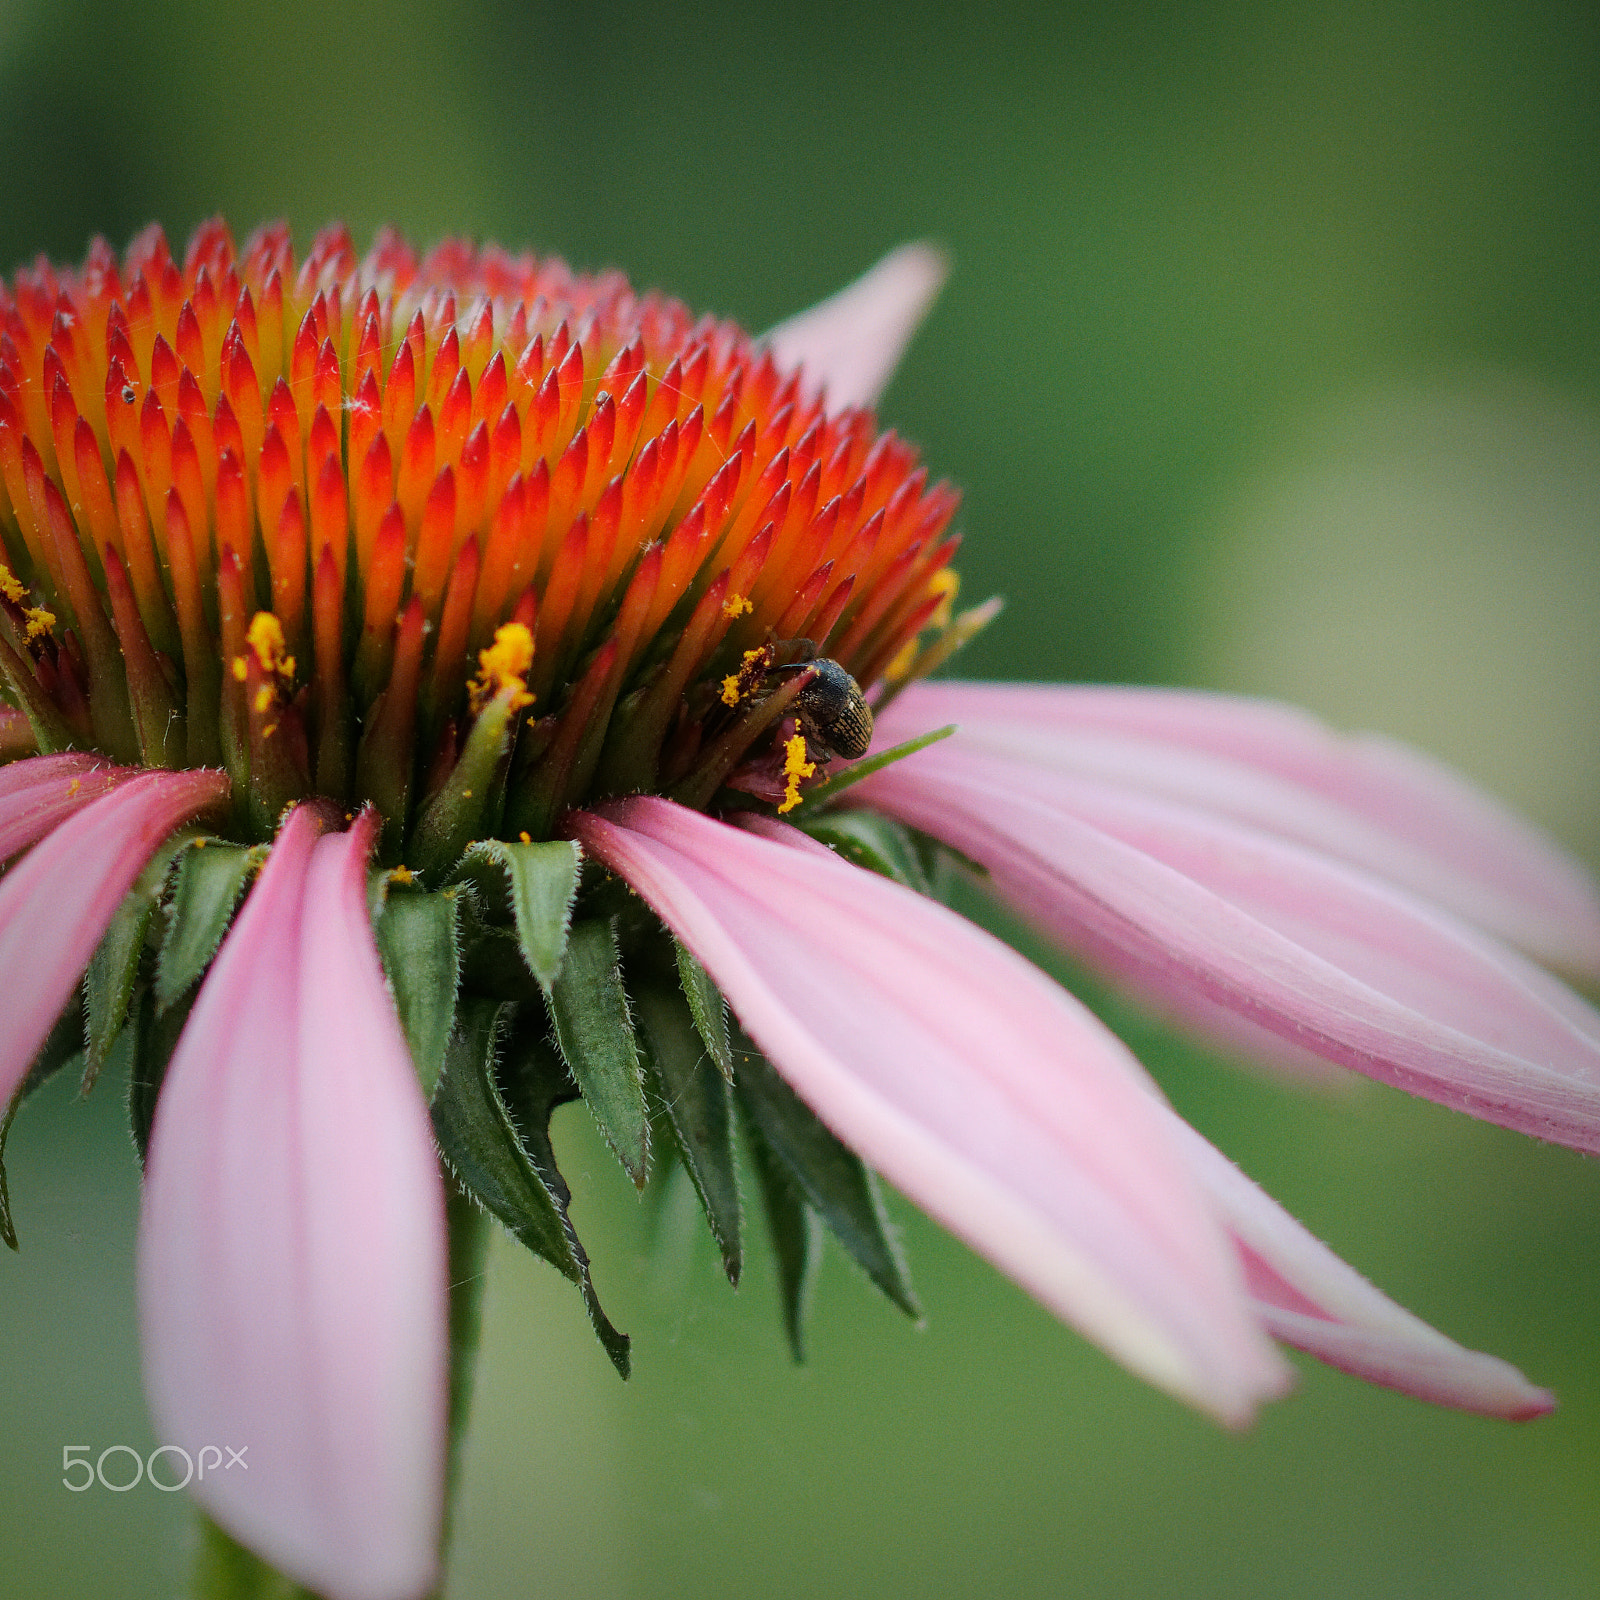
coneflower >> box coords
[2,221,1597,1600]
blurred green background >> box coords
[3,0,1599,1594]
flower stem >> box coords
[438,1173,492,1569]
[191,1516,319,1599]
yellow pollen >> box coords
[0,559,56,639]
[246,612,295,680]
[468,621,536,713]
[722,592,753,619]
[720,646,768,707]
[67,777,81,797]
[232,656,249,682]
[778,732,816,814]
[389,866,415,886]
[253,685,273,714]
[519,831,531,843]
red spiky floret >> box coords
[0,221,962,855]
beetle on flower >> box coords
[1,221,1598,1600]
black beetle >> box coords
[792,658,874,761]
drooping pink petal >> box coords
[138,806,447,1600]
[569,796,1290,1426]
[879,682,1600,977]
[1162,1113,1554,1420]
[860,744,1600,1151]
[0,752,130,863]
[0,766,229,1105]
[763,242,948,410]
[751,814,1553,1420]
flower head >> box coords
[0,220,960,856]
[2,222,1598,1598]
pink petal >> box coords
[139,806,447,1600]
[569,797,1289,1426]
[1164,1114,1554,1420]
[754,811,1553,1420]
[879,682,1600,977]
[0,751,103,801]
[0,766,229,1105]
[859,744,1600,1151]
[763,242,948,410]
[0,753,130,863]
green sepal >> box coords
[129,986,197,1167]
[674,938,732,1081]
[155,840,263,1011]
[633,979,742,1285]
[457,923,542,1004]
[802,810,932,895]
[734,1037,919,1320]
[365,864,391,926]
[459,837,581,991]
[496,1017,633,1378]
[432,998,630,1377]
[25,996,87,1084]
[83,829,195,1089]
[546,917,649,1188]
[1,1001,85,1249]
[746,1122,822,1363]
[906,825,991,894]
[433,1001,558,1263]
[374,884,462,1101]
[791,723,956,813]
